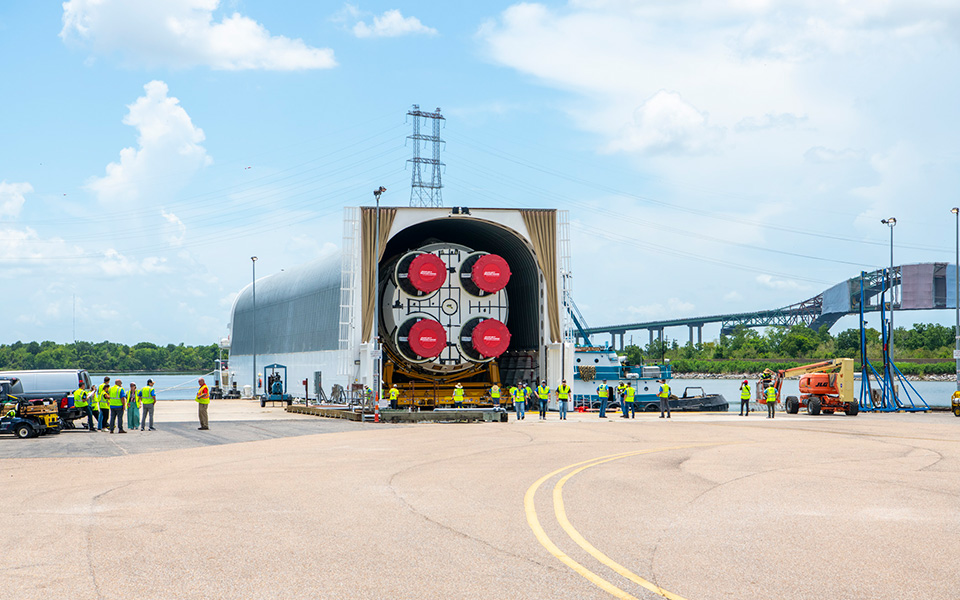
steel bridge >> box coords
[577,263,958,350]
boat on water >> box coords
[572,346,728,412]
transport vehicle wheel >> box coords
[645,403,659,412]
[846,402,859,416]
[953,405,960,417]
[785,396,799,414]
[807,397,822,415]
[15,424,32,439]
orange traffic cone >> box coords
[374,402,381,423]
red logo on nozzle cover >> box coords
[471,254,511,293]
[407,319,447,358]
[407,253,447,293]
[470,319,511,357]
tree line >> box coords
[622,322,958,374]
[0,341,222,373]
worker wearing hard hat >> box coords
[597,380,609,418]
[389,384,400,409]
[490,383,501,408]
[556,379,571,420]
[739,379,751,416]
[658,379,671,419]
[452,383,464,408]
[766,385,777,418]
[536,380,550,420]
[513,382,525,420]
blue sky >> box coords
[1,1,959,346]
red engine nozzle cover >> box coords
[470,319,511,358]
[470,254,511,294]
[407,253,447,294]
[407,319,447,358]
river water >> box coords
[673,377,957,409]
[92,373,213,401]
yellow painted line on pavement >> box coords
[526,444,729,599]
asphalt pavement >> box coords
[1,403,958,600]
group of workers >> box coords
[738,369,778,418]
[72,375,158,433]
[596,379,672,419]
[71,376,212,433]
[414,378,670,420]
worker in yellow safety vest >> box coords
[389,384,400,408]
[512,383,525,420]
[597,381,609,418]
[96,376,111,431]
[452,383,465,408]
[765,385,777,419]
[536,381,550,420]
[107,379,127,434]
[73,385,95,431]
[658,379,671,419]
[739,379,751,417]
[139,379,157,431]
[196,378,210,430]
[556,380,571,420]
[623,385,636,419]
[490,384,501,407]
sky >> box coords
[1,1,959,347]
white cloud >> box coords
[161,209,187,246]
[626,297,695,319]
[352,9,437,38]
[88,81,211,206]
[0,182,33,219]
[608,90,722,155]
[804,146,865,163]
[735,113,807,132]
[100,249,171,276]
[724,291,743,302]
[61,0,336,70]
[756,274,807,291]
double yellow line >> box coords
[525,445,720,600]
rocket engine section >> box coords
[381,242,512,375]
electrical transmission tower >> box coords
[407,105,445,207]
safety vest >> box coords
[509,386,520,402]
[658,383,670,399]
[389,388,399,401]
[140,386,156,405]
[557,384,570,400]
[537,385,550,400]
[597,384,608,398]
[196,385,210,405]
[98,384,111,408]
[452,387,464,401]
[766,386,776,404]
[625,386,635,402]
[108,385,124,407]
[73,388,88,408]
[490,385,500,399]
[618,384,626,396]
[740,384,751,400]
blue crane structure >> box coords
[578,263,958,349]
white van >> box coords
[0,369,93,425]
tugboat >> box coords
[572,346,728,412]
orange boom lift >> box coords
[758,358,858,416]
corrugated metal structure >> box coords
[228,206,573,404]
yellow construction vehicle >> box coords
[759,358,858,416]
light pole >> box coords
[881,217,896,362]
[953,208,959,392]
[251,256,258,398]
[372,186,386,408]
